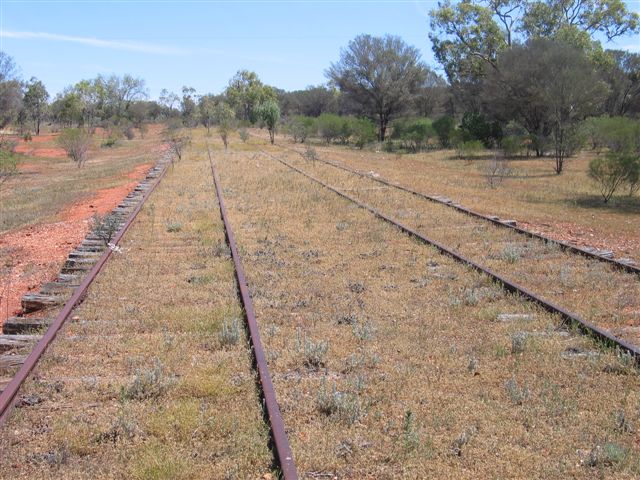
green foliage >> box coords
[391,118,436,152]
[58,128,92,167]
[589,151,640,202]
[584,116,640,153]
[432,115,456,147]
[327,34,429,141]
[224,70,277,123]
[316,113,346,143]
[286,115,316,143]
[429,0,640,85]
[457,140,485,160]
[501,135,526,157]
[213,102,236,150]
[460,112,502,148]
[0,148,18,185]
[350,117,376,148]
[255,100,280,144]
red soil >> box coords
[0,162,153,323]
[13,134,66,158]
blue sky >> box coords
[1,0,639,100]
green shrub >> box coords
[316,113,345,144]
[457,140,485,160]
[391,118,436,152]
[501,135,525,158]
[432,115,456,148]
[350,117,376,148]
[589,151,640,202]
[287,115,316,143]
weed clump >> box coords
[90,213,121,245]
[122,359,171,401]
[316,381,362,425]
[218,317,241,347]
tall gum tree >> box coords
[327,34,428,141]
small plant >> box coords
[352,320,373,341]
[90,213,121,245]
[501,243,522,263]
[238,128,249,143]
[451,426,477,456]
[585,443,629,467]
[303,337,328,369]
[403,410,420,452]
[101,136,119,148]
[58,128,92,167]
[614,409,635,434]
[166,221,182,233]
[218,317,241,347]
[316,381,362,424]
[511,332,528,355]
[123,359,170,401]
[124,126,135,140]
[23,132,33,142]
[303,144,318,162]
[505,377,530,405]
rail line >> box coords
[208,149,298,479]
[0,157,171,426]
[278,142,639,276]
[263,151,640,364]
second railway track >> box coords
[263,144,640,350]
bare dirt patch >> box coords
[13,134,66,158]
[0,162,153,323]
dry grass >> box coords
[0,127,164,234]
[269,145,640,347]
[2,127,639,479]
[211,130,640,478]
[0,134,274,478]
[276,138,640,260]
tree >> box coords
[483,39,606,171]
[286,116,316,143]
[51,91,83,127]
[429,0,639,85]
[181,86,198,127]
[327,34,428,141]
[0,52,23,129]
[199,95,219,134]
[327,35,427,142]
[225,70,277,123]
[256,100,280,144]
[23,78,49,135]
[212,102,236,150]
[602,50,640,117]
[58,129,92,167]
[316,113,344,143]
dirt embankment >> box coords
[0,163,153,323]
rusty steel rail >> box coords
[208,154,298,480]
[266,152,640,363]
[281,144,640,276]
[0,159,171,427]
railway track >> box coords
[0,156,172,424]
[261,149,640,362]
[208,150,298,479]
[283,144,639,275]
[0,146,298,479]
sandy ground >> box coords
[0,163,153,323]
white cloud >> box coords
[0,30,186,55]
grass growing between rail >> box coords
[215,132,640,478]
[0,138,274,478]
[274,146,640,348]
